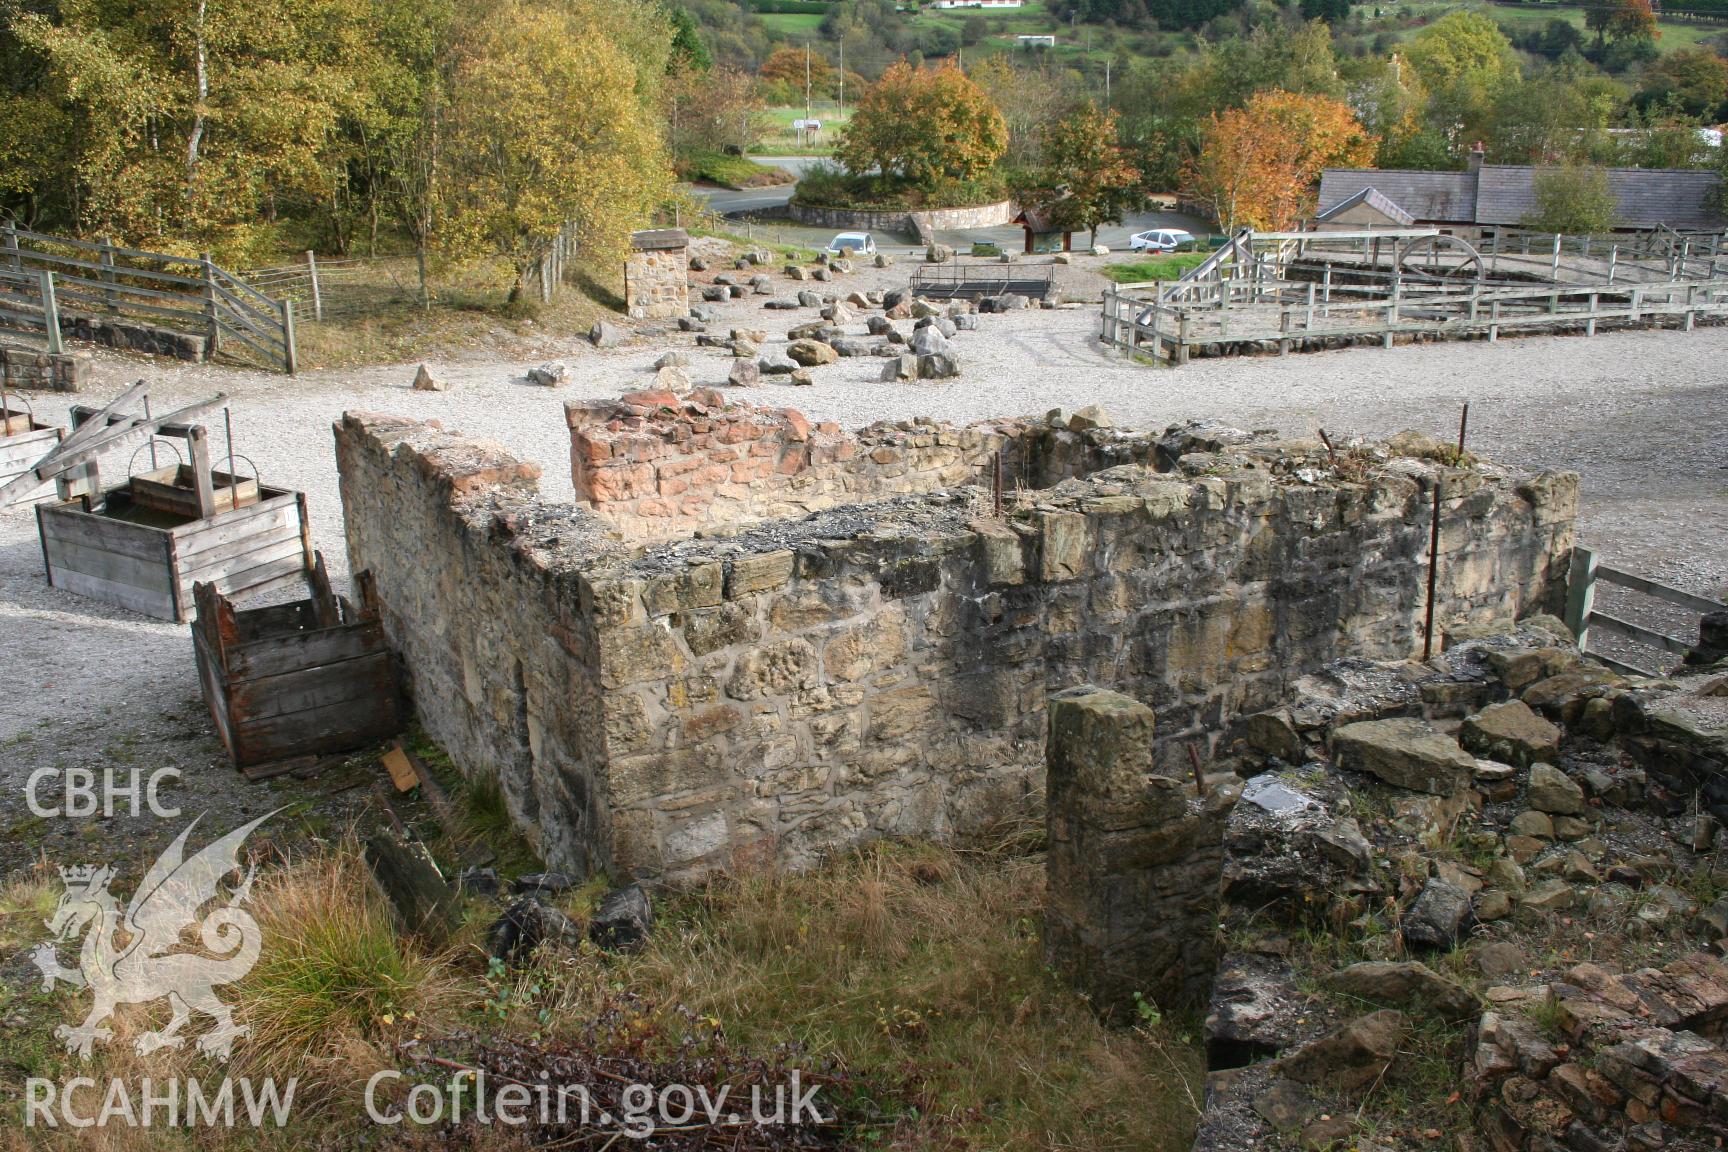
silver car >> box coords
[824,232,876,257]
[1129,228,1196,253]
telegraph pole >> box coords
[805,43,812,129]
[838,39,844,122]
[1104,57,1111,108]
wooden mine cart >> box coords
[0,394,64,504]
[32,395,313,622]
[192,557,405,778]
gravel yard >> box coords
[1,260,1723,871]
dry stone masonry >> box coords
[623,229,690,321]
[336,397,1577,886]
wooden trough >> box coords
[0,398,63,504]
[34,401,313,621]
[193,558,405,779]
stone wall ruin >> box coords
[335,395,1577,883]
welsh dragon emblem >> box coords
[29,811,277,1062]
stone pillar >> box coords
[1044,686,1238,1019]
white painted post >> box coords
[38,269,61,354]
[1564,546,1598,650]
[100,237,117,313]
[201,253,220,355]
[1306,281,1316,329]
[1630,287,1642,323]
[1607,246,1617,285]
[305,250,323,322]
[280,298,297,375]
[1489,298,1500,342]
[1551,233,1561,280]
[1587,293,1597,337]
[1322,264,1332,305]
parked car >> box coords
[1129,228,1196,253]
[824,232,876,257]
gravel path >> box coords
[0,265,1723,870]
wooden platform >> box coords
[193,560,404,777]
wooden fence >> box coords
[1102,273,1728,364]
[1564,547,1726,676]
[0,224,295,373]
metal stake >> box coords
[1422,402,1469,662]
[224,406,238,509]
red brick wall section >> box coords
[566,388,854,531]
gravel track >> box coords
[0,269,1722,864]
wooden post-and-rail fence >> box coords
[0,223,295,374]
[1564,546,1727,676]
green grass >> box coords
[677,148,795,189]
[1102,252,1211,284]
[1390,0,1728,50]
[491,840,1206,1149]
[760,11,825,32]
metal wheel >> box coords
[1395,234,1485,286]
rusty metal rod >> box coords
[1187,742,1205,797]
[144,395,156,469]
[1422,402,1470,661]
[224,406,237,510]
[993,449,1003,517]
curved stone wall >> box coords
[788,200,1015,241]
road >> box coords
[690,155,824,215]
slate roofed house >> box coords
[1317,143,1725,238]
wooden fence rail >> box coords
[1564,546,1726,675]
[0,223,294,373]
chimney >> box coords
[1467,141,1486,174]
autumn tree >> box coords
[1015,103,1142,247]
[1637,47,1728,118]
[668,66,769,156]
[838,61,1007,190]
[1587,0,1657,51]
[1184,90,1376,231]
[758,45,834,103]
[970,55,1085,168]
[1404,11,1517,142]
[435,0,674,299]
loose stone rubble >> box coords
[1043,603,1728,1152]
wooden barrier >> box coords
[1564,546,1727,675]
[0,224,294,373]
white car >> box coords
[824,232,876,257]
[1129,228,1196,253]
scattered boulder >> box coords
[881,354,917,382]
[728,357,760,387]
[654,351,689,370]
[758,353,797,374]
[1402,878,1473,950]
[688,255,708,272]
[1324,961,1478,1021]
[588,884,653,951]
[796,290,823,308]
[455,866,499,896]
[1277,1010,1407,1091]
[831,338,873,357]
[911,298,943,319]
[909,325,954,357]
[845,291,870,308]
[588,321,624,348]
[953,313,979,331]
[926,243,954,262]
[1474,941,1527,977]
[1509,809,1555,840]
[1688,610,1728,665]
[513,871,576,894]
[811,266,832,282]
[788,368,815,385]
[873,252,891,268]
[1069,404,1113,432]
[653,365,692,391]
[786,339,837,366]
[687,304,718,323]
[881,288,909,312]
[1460,700,1561,765]
[1528,762,1585,815]
[700,284,730,302]
[821,303,854,324]
[412,364,448,392]
[750,275,773,295]
[1331,718,1475,795]
[1053,252,1071,265]
[528,361,569,387]
[487,894,581,964]
[866,315,894,336]
[1090,244,1109,256]
[677,317,706,333]
[763,298,799,310]
[916,353,961,379]
[785,264,808,280]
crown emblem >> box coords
[58,864,100,886]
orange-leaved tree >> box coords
[1184,90,1376,232]
[838,60,1007,190]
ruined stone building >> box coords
[334,391,1576,883]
